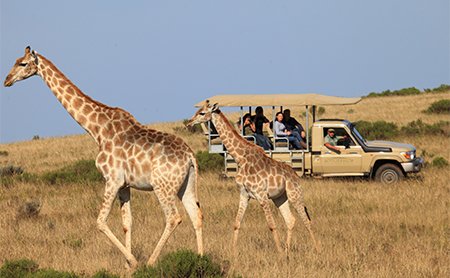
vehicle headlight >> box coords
[401,151,415,160]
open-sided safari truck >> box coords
[194,94,424,184]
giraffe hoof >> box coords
[125,258,138,270]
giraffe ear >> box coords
[211,103,219,112]
[31,50,39,65]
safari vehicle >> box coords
[194,94,424,184]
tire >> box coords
[374,163,404,184]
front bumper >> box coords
[401,157,424,173]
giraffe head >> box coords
[4,46,40,87]
[187,100,219,126]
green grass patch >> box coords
[0,259,120,278]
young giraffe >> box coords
[188,101,318,255]
[4,47,203,268]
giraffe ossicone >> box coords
[188,100,319,255]
[4,46,203,268]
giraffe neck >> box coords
[211,112,254,164]
[36,54,116,145]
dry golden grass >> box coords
[0,92,449,277]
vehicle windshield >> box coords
[352,126,367,144]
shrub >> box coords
[424,99,450,114]
[91,270,120,278]
[401,120,449,136]
[431,157,449,168]
[182,119,204,134]
[195,151,223,172]
[365,87,421,98]
[0,259,39,277]
[353,120,398,140]
[133,249,225,278]
[0,150,8,156]
[424,84,450,93]
[41,159,103,185]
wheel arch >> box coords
[370,159,405,178]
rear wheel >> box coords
[375,163,404,184]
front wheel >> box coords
[374,163,404,184]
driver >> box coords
[324,128,344,153]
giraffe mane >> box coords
[217,111,267,156]
[38,54,139,125]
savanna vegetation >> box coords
[0,91,449,277]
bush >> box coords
[195,151,223,172]
[0,259,39,277]
[401,120,449,136]
[182,119,204,134]
[0,150,8,156]
[424,84,450,93]
[91,270,120,278]
[431,157,449,168]
[365,87,421,98]
[133,249,225,278]
[41,159,103,185]
[424,99,450,114]
[354,120,398,140]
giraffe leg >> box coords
[287,183,320,252]
[259,198,282,253]
[97,181,138,269]
[273,192,296,258]
[148,192,182,265]
[177,166,203,256]
[119,186,133,268]
[232,186,250,255]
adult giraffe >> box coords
[4,46,203,268]
[187,100,318,255]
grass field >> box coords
[0,92,449,277]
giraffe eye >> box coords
[199,112,206,116]
[19,63,28,67]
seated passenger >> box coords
[283,109,307,149]
[252,106,272,150]
[274,112,303,149]
[238,113,254,136]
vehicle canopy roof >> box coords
[194,94,361,107]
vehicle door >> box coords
[320,127,363,173]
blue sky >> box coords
[1,0,449,143]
